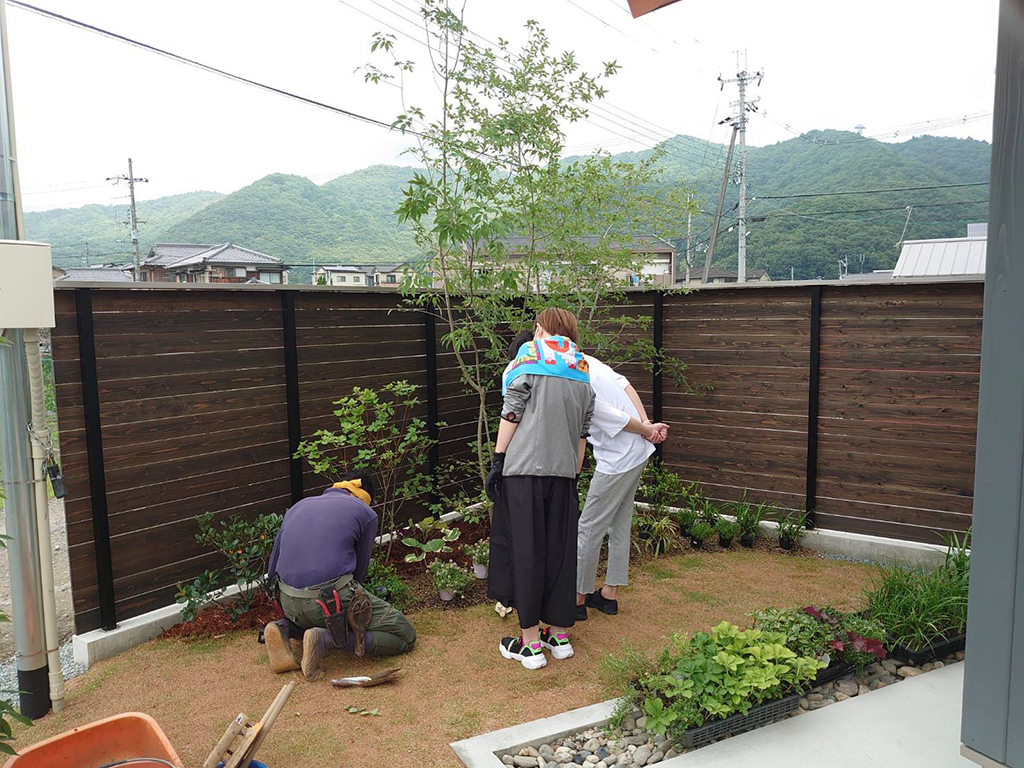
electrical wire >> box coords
[750,199,988,220]
[754,182,989,200]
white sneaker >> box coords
[540,629,574,660]
[499,636,548,669]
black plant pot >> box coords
[690,538,703,549]
[739,533,756,548]
[719,536,733,549]
[779,536,795,550]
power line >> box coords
[750,199,988,220]
[753,181,989,200]
[763,110,993,147]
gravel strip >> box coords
[0,640,87,706]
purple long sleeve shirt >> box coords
[267,487,378,588]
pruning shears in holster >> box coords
[317,588,349,650]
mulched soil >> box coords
[160,592,280,640]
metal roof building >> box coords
[893,236,987,279]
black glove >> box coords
[486,453,506,502]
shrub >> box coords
[632,511,678,558]
[751,606,838,660]
[689,521,714,549]
[696,497,720,527]
[428,559,474,596]
[752,605,886,675]
[716,519,738,547]
[295,380,439,558]
[362,560,412,611]
[638,463,689,515]
[464,538,490,566]
[835,612,888,673]
[611,622,822,742]
[176,511,283,622]
[864,559,969,651]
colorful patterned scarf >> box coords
[502,335,591,395]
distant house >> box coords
[497,235,677,287]
[312,263,407,289]
[142,243,288,284]
[840,269,895,282]
[54,266,133,283]
[680,267,771,286]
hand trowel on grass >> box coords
[330,668,402,688]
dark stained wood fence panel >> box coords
[51,282,983,634]
[814,283,983,543]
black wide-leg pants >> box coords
[488,475,578,630]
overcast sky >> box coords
[7,0,997,213]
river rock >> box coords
[596,747,609,760]
[859,684,871,696]
[835,692,850,702]
[585,757,599,765]
[584,739,601,752]
[932,661,945,669]
[799,697,810,710]
[836,679,860,697]
[956,651,965,661]
[632,746,652,765]
[502,756,516,766]
[622,715,636,731]
[664,748,680,760]
[636,717,648,729]
[806,692,824,702]
[522,747,541,758]
[648,750,664,764]
[540,745,555,757]
[514,758,539,768]
[616,754,632,766]
[899,666,923,678]
[921,662,935,672]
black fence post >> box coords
[805,285,823,528]
[653,290,665,462]
[75,288,117,631]
[424,309,440,478]
[281,291,304,505]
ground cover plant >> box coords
[606,621,823,745]
[363,560,412,612]
[428,560,474,600]
[751,605,886,674]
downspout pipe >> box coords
[23,328,64,713]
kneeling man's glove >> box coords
[486,453,506,502]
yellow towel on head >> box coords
[334,479,371,505]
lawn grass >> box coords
[13,548,876,767]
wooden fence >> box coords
[51,279,983,634]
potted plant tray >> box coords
[812,659,854,688]
[681,693,801,750]
[889,633,966,665]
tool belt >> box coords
[279,573,354,649]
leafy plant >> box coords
[370,4,698,484]
[864,559,969,651]
[464,538,490,567]
[689,521,714,549]
[716,519,738,548]
[834,613,888,673]
[402,518,461,563]
[610,622,822,742]
[941,528,971,575]
[735,499,767,544]
[428,559,474,596]
[363,560,411,612]
[751,606,839,661]
[176,511,283,622]
[676,507,698,537]
[696,497,720,527]
[753,605,887,675]
[776,512,808,548]
[638,463,690,516]
[632,511,679,558]
[295,380,439,557]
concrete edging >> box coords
[72,506,473,668]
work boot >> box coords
[264,621,301,673]
[347,587,373,658]
[301,627,334,681]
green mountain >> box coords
[25,190,225,268]
[27,132,989,283]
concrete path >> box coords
[665,662,973,767]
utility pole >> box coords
[702,126,738,284]
[685,191,692,283]
[107,158,147,281]
[718,52,762,284]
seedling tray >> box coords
[681,693,800,750]
[813,659,854,687]
[889,633,966,665]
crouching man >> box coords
[263,471,416,680]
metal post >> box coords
[127,158,140,282]
[424,310,440,477]
[75,289,117,631]
[736,57,748,284]
[652,291,664,462]
[281,291,303,504]
[0,329,49,718]
[804,285,822,527]
[702,126,738,284]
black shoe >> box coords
[576,603,588,622]
[499,636,547,670]
[586,591,619,615]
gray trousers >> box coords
[576,460,648,594]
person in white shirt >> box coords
[576,355,668,620]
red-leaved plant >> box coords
[803,605,887,665]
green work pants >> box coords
[279,578,416,657]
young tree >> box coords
[366,2,697,484]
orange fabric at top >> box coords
[626,0,684,18]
